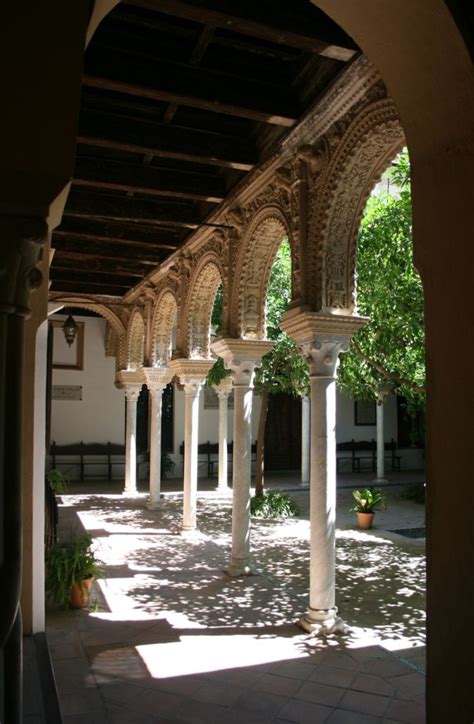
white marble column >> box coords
[213,377,233,492]
[170,359,213,531]
[282,310,365,634]
[301,395,311,486]
[118,370,144,497]
[211,339,273,576]
[143,367,173,509]
[374,385,392,483]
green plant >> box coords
[45,532,104,608]
[400,482,426,504]
[206,356,231,387]
[350,487,387,514]
[161,450,175,479]
[250,490,299,519]
[46,468,69,494]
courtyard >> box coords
[40,475,425,723]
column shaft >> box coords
[183,385,201,529]
[148,389,163,508]
[308,374,337,614]
[217,392,229,490]
[301,395,311,485]
[124,391,139,495]
[228,383,253,575]
[375,399,387,482]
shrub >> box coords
[161,450,175,479]
[250,490,299,519]
[400,482,426,504]
[45,532,104,608]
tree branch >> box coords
[351,339,425,394]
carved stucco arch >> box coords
[126,308,145,370]
[50,298,127,368]
[184,256,224,358]
[150,289,178,366]
[310,99,405,313]
[233,205,291,339]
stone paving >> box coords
[47,474,426,723]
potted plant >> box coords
[45,532,104,609]
[350,487,387,529]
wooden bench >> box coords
[49,441,148,480]
[336,439,402,473]
[179,440,257,478]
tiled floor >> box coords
[47,474,425,723]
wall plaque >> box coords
[52,385,83,401]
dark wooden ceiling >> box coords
[50,0,358,297]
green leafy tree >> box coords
[337,150,425,416]
[253,239,309,495]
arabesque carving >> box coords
[306,97,404,312]
[185,259,223,358]
[150,289,177,365]
[126,308,145,370]
[231,204,291,340]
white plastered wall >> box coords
[50,315,125,445]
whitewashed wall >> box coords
[51,315,124,445]
[50,316,422,474]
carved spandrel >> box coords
[0,215,48,316]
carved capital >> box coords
[143,366,173,394]
[118,369,145,388]
[123,383,142,402]
[211,338,273,386]
[169,357,214,390]
[0,215,48,316]
[281,309,366,377]
[212,377,233,398]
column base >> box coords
[372,477,389,485]
[299,607,346,635]
[147,498,163,510]
[225,558,254,577]
[122,489,141,498]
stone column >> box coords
[282,310,365,634]
[374,384,393,483]
[118,370,143,497]
[169,359,213,531]
[143,367,173,509]
[211,339,273,576]
[301,395,311,486]
[212,377,233,492]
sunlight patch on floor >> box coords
[136,633,308,679]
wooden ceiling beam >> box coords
[78,110,257,171]
[52,262,145,280]
[49,278,128,296]
[83,50,299,126]
[63,189,201,229]
[129,0,357,61]
[73,157,226,203]
[53,229,177,253]
[49,272,135,290]
[53,248,160,268]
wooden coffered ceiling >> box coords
[50,0,359,297]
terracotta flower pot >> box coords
[357,511,375,529]
[70,576,94,609]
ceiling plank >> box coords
[77,111,257,171]
[52,262,146,279]
[53,248,160,267]
[83,50,299,126]
[73,157,226,203]
[63,189,204,229]
[129,0,357,61]
[53,229,178,252]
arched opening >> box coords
[151,290,178,366]
[186,260,223,358]
[48,306,129,480]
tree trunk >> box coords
[255,389,270,497]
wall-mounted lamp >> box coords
[62,314,78,347]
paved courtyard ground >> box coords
[46,473,426,723]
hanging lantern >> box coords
[62,315,78,347]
